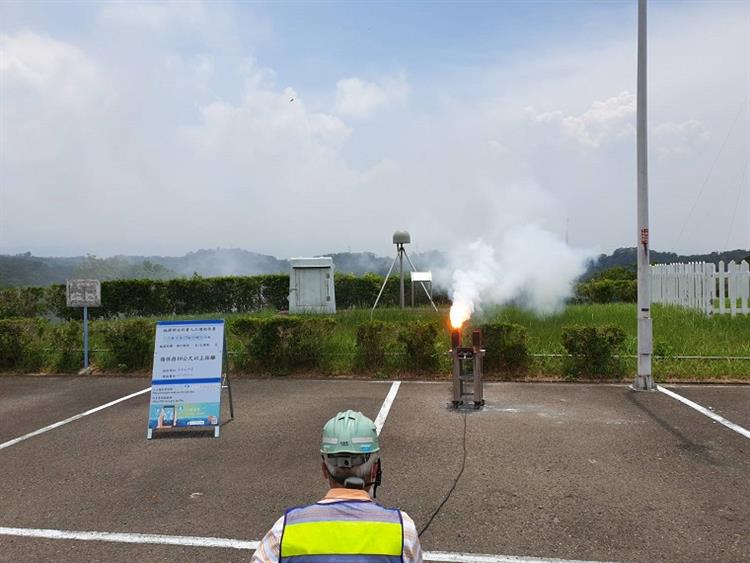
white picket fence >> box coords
[651,260,750,316]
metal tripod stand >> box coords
[371,242,438,319]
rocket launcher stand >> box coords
[450,328,485,409]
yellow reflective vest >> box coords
[280,500,404,562]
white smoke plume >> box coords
[446,224,593,326]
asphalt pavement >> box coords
[0,378,748,562]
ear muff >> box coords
[323,455,382,496]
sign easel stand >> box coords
[216,332,234,437]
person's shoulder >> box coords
[397,510,423,562]
[398,509,418,530]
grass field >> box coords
[483,303,750,380]
[78,303,750,381]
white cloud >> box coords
[0,31,99,101]
[528,91,636,148]
[1,1,748,257]
[333,73,410,118]
[0,32,109,166]
[527,94,711,157]
[652,120,710,156]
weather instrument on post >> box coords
[371,230,438,318]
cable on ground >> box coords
[418,409,467,538]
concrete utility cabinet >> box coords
[289,257,336,314]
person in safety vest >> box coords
[251,409,423,562]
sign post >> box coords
[147,319,233,439]
[66,279,101,370]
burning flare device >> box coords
[449,325,485,408]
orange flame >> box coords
[449,301,471,329]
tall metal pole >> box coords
[635,0,654,390]
[398,245,405,308]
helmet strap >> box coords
[373,460,382,499]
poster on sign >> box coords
[147,320,225,438]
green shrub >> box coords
[575,280,637,304]
[0,287,48,318]
[0,318,45,371]
[561,324,626,380]
[47,321,83,372]
[356,321,389,370]
[232,316,334,374]
[98,319,154,370]
[397,321,439,372]
[481,322,530,373]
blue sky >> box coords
[1,0,748,261]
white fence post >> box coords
[728,261,737,317]
[741,260,750,315]
[718,260,726,315]
[705,262,715,316]
[650,259,748,317]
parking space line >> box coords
[0,526,257,549]
[423,550,612,562]
[0,526,610,562]
[657,385,750,440]
[0,387,152,451]
[374,380,401,435]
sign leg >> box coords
[223,374,235,419]
[83,306,89,369]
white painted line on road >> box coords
[0,526,257,550]
[374,380,401,435]
[0,387,152,451]
[657,385,750,440]
[423,551,612,562]
[0,526,611,562]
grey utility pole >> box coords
[634,0,654,390]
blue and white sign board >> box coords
[147,320,225,439]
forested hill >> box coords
[1,247,748,288]
[585,247,750,278]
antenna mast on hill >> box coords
[634,0,654,391]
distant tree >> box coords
[590,266,636,282]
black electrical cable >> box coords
[677,88,750,242]
[418,410,467,538]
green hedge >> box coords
[355,321,389,371]
[560,324,626,380]
[480,323,530,373]
[335,273,449,308]
[0,273,449,320]
[46,321,83,372]
[230,316,335,374]
[0,287,50,318]
[99,319,155,371]
[0,318,45,371]
[397,321,440,372]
